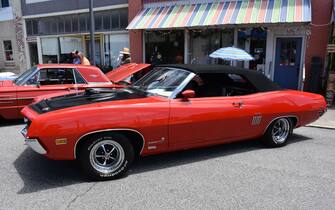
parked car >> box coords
[21,65,327,180]
[0,72,17,81]
[0,63,149,120]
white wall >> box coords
[0,20,20,73]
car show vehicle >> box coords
[21,65,327,180]
[0,63,148,120]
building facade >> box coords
[0,0,24,73]
[128,0,333,91]
[21,0,129,71]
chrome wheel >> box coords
[271,118,290,144]
[89,140,125,174]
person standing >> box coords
[119,48,131,65]
[78,52,91,65]
[71,50,81,64]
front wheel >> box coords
[79,133,134,181]
[262,118,292,147]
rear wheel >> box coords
[262,118,292,147]
[79,133,134,180]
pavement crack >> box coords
[65,182,97,209]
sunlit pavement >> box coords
[0,122,334,209]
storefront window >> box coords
[238,28,267,71]
[189,29,233,65]
[26,9,128,37]
[145,30,184,64]
[3,40,13,61]
[59,37,83,63]
[41,37,59,64]
[103,33,129,69]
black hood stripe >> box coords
[31,88,147,114]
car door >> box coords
[16,68,79,115]
[169,95,256,150]
[168,73,264,150]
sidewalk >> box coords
[306,107,335,129]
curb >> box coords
[305,125,335,130]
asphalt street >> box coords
[0,121,334,210]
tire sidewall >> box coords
[263,118,293,147]
[80,134,134,180]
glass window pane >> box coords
[41,38,59,64]
[1,0,9,7]
[3,40,13,61]
[26,20,32,36]
[189,29,233,65]
[86,15,91,31]
[108,33,129,68]
[50,17,58,34]
[111,12,119,29]
[59,17,65,33]
[120,9,128,29]
[79,14,86,32]
[72,16,79,32]
[103,14,111,30]
[32,20,38,35]
[95,14,102,31]
[4,40,12,51]
[64,16,72,33]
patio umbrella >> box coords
[209,47,254,61]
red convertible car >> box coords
[0,63,150,120]
[21,65,327,180]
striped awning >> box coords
[127,0,311,30]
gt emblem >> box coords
[251,115,262,125]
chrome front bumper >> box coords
[21,127,47,155]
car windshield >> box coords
[13,66,37,86]
[132,67,192,98]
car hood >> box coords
[0,80,15,87]
[106,63,151,83]
[30,87,150,114]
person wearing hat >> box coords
[119,47,131,66]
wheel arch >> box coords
[263,115,299,134]
[74,129,145,159]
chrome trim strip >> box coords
[87,82,112,85]
[0,98,16,101]
[17,97,35,100]
[0,97,35,101]
[263,115,299,135]
[74,128,146,159]
[0,101,15,104]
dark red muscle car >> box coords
[21,65,327,180]
[0,63,150,120]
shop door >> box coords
[274,37,302,90]
[28,43,38,66]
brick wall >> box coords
[129,0,143,63]
[304,0,333,91]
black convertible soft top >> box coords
[157,64,282,92]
